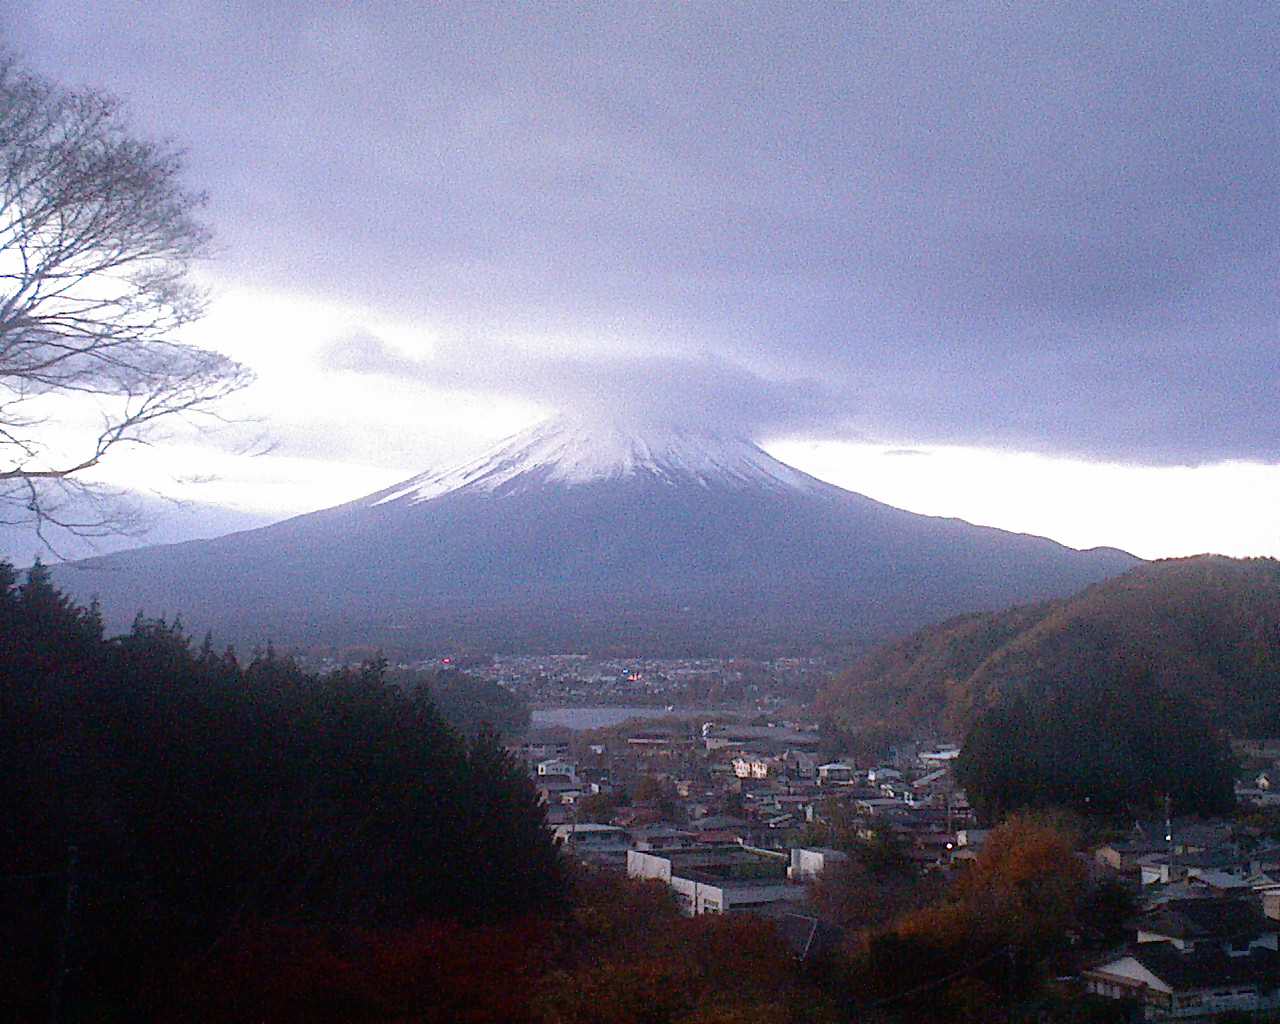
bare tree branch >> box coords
[0,55,251,549]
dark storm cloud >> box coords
[8,2,1279,463]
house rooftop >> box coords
[679,867,791,889]
[1098,838,1165,855]
[796,846,848,859]
[629,824,693,840]
[1126,942,1280,992]
[1188,870,1251,890]
[705,725,820,746]
[1133,819,1231,846]
[689,814,748,831]
[1136,897,1273,943]
[1176,848,1251,869]
[538,778,581,792]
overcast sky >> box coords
[5,2,1279,558]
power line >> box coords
[852,943,1016,1015]
[1,869,63,882]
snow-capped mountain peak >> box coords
[372,416,831,506]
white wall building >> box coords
[788,847,849,882]
[627,848,806,916]
[537,758,579,780]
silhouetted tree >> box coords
[0,562,563,1019]
[958,665,1236,822]
[0,58,251,545]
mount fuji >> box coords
[54,417,1139,654]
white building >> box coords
[553,823,632,862]
[918,746,961,769]
[788,847,849,882]
[537,758,579,780]
[732,755,774,780]
[627,848,806,916]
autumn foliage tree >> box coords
[940,813,1087,955]
[535,874,835,1024]
[840,815,1089,1020]
[170,872,838,1024]
[168,916,563,1024]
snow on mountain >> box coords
[52,414,1142,655]
[371,416,832,506]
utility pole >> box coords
[49,845,79,1024]
[1006,945,1017,1023]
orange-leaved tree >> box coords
[840,813,1087,1019]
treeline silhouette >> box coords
[0,561,561,1021]
[958,662,1237,822]
[387,666,532,738]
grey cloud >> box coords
[318,328,846,439]
[8,2,1280,463]
[263,414,462,471]
[319,330,410,376]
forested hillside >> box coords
[817,556,1278,820]
[819,555,1280,739]
[815,600,1060,736]
[0,562,560,1020]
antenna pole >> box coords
[49,845,79,1024]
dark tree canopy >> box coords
[0,57,250,545]
[0,563,562,1020]
[956,663,1237,823]
[388,666,532,738]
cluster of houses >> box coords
[514,721,1280,1018]
[510,723,985,922]
[1074,739,1280,1018]
[466,653,829,707]
[1085,818,1280,1020]
[581,806,1280,1018]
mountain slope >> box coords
[51,418,1139,654]
[818,555,1280,738]
[0,494,273,567]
